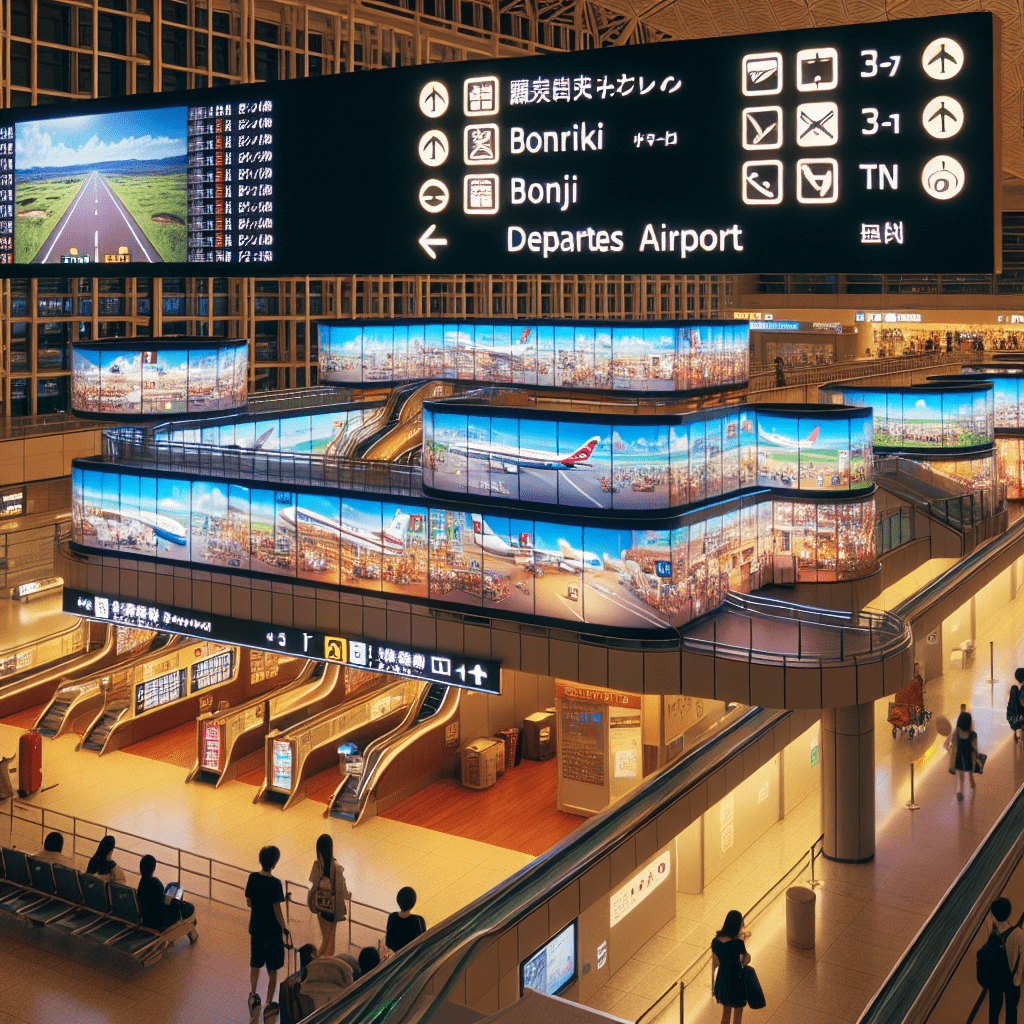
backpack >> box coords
[977,925,1017,989]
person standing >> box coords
[950,710,979,801]
[385,886,426,954]
[307,833,349,959]
[988,899,1022,1024]
[246,845,291,1023]
[711,910,751,1024]
[1009,673,1024,744]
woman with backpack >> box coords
[307,833,350,958]
[983,898,1022,1024]
[1008,676,1024,744]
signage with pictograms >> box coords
[0,12,1000,276]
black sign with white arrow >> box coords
[0,12,1000,276]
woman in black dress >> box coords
[949,710,979,801]
[711,909,751,1024]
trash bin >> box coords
[786,886,816,948]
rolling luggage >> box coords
[18,729,42,797]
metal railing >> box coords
[749,350,981,392]
[877,504,915,556]
[2,798,388,952]
[99,433,424,496]
[636,834,825,1024]
[874,456,1004,530]
[682,591,912,666]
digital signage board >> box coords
[0,13,999,276]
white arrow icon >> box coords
[419,224,448,259]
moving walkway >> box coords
[187,660,344,785]
[326,681,460,823]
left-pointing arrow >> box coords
[419,224,449,259]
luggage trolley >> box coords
[888,674,932,739]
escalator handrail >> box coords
[894,514,1024,626]
[302,705,788,1024]
[353,683,435,796]
[856,781,1024,1024]
[348,687,460,820]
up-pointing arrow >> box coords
[419,224,448,259]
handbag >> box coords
[742,965,766,1010]
[974,752,988,775]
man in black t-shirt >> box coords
[245,845,291,1023]
[385,886,426,954]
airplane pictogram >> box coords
[922,37,964,81]
[922,95,964,139]
[928,44,957,74]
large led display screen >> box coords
[72,340,248,417]
[0,13,999,276]
[160,406,379,457]
[71,464,878,635]
[423,403,872,509]
[318,320,749,393]
[823,384,994,450]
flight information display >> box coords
[0,13,999,276]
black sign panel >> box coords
[63,587,501,693]
[0,13,997,276]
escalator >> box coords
[327,682,460,823]
[0,621,115,720]
[346,380,458,460]
[34,632,182,739]
[80,698,130,751]
[187,661,343,786]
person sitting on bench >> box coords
[137,854,195,930]
[34,831,74,867]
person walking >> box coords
[711,910,751,1024]
[245,845,291,1023]
[307,833,349,959]
[987,898,1022,1024]
[1009,673,1024,744]
[86,835,126,882]
[950,709,979,801]
[773,355,786,388]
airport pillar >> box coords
[821,701,874,863]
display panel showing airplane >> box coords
[276,506,410,555]
[86,508,188,546]
[446,434,601,474]
[757,423,821,449]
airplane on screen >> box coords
[87,509,188,546]
[757,423,821,449]
[468,515,602,573]
[445,433,601,474]
[456,327,535,361]
[276,506,411,556]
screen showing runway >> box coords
[15,109,187,266]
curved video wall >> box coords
[159,405,379,456]
[318,319,749,393]
[945,369,1024,431]
[821,383,994,451]
[72,338,249,418]
[71,464,877,636]
[422,403,873,510]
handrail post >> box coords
[906,762,921,811]
[679,979,684,1024]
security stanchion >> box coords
[906,762,921,811]
[987,641,997,686]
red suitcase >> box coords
[18,729,42,797]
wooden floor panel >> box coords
[380,757,585,857]
[122,721,196,769]
[0,703,44,731]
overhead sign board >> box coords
[0,13,997,275]
[63,587,501,692]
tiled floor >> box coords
[3,561,1024,1023]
